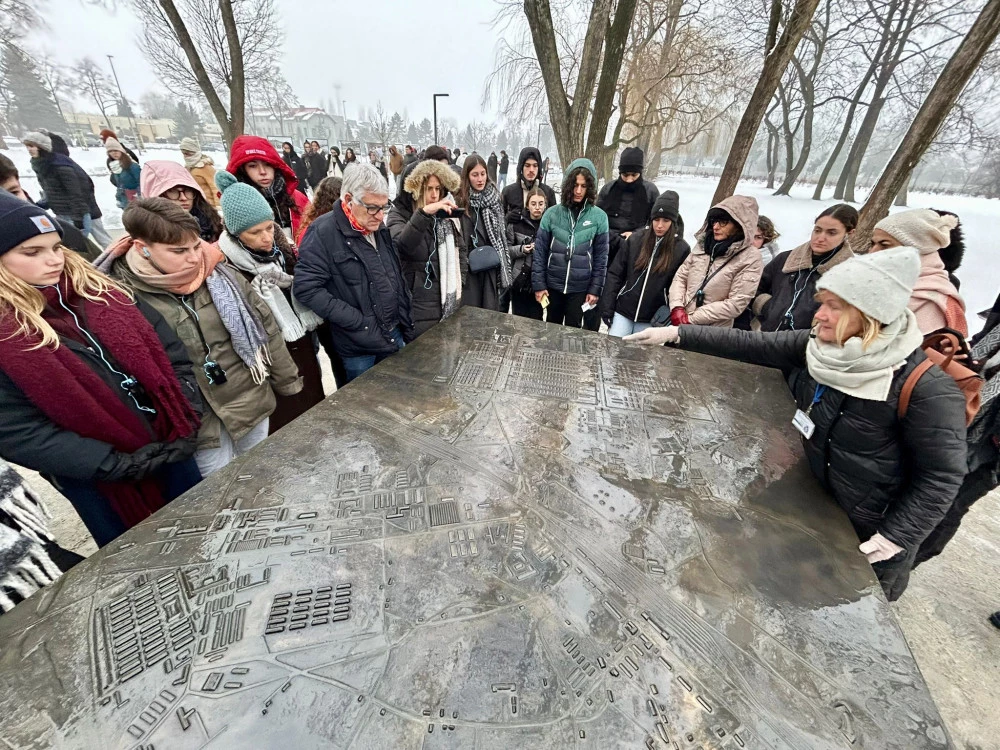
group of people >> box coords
[0,134,996,617]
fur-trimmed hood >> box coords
[781,240,854,274]
[404,159,460,200]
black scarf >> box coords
[601,178,651,232]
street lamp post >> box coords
[107,55,143,152]
[433,93,449,146]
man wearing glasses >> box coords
[294,163,414,383]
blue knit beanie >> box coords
[215,170,274,235]
[0,191,63,257]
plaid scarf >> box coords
[467,183,514,289]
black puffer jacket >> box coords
[387,202,468,336]
[501,147,556,213]
[30,152,90,223]
[293,203,415,357]
[678,326,967,551]
[505,208,540,293]
[601,227,690,324]
[597,177,660,235]
[0,299,201,480]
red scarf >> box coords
[0,277,200,527]
[342,198,371,235]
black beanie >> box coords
[651,191,679,222]
[619,146,644,174]
[0,191,63,257]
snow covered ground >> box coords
[7,144,996,332]
[653,174,998,335]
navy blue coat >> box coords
[294,204,414,357]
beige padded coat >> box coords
[668,195,763,327]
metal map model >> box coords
[0,309,948,749]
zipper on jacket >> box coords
[564,204,584,294]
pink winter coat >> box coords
[668,195,764,327]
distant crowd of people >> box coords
[0,131,996,622]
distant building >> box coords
[63,112,175,143]
[248,107,349,147]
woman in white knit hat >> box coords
[625,246,968,601]
[870,208,967,337]
[179,137,220,209]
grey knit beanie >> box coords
[816,246,920,324]
[215,170,274,235]
[22,131,52,152]
[874,209,958,256]
[179,137,201,153]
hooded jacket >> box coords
[185,152,220,208]
[677,325,967,555]
[388,148,404,176]
[501,147,556,213]
[668,195,763,327]
[531,158,609,298]
[30,151,90,222]
[226,136,309,239]
[753,242,854,332]
[387,160,468,335]
[303,151,328,190]
[140,160,206,202]
[601,227,690,324]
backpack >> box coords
[898,330,983,426]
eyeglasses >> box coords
[163,186,197,201]
[359,200,391,216]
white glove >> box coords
[109,161,123,174]
[623,325,680,346]
[859,533,905,563]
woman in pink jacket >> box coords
[139,160,223,243]
[667,195,763,328]
[870,209,967,337]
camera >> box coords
[204,360,228,385]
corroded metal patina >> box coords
[0,309,947,749]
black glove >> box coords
[94,442,172,483]
[73,218,85,230]
[163,436,198,463]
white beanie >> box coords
[874,209,957,256]
[816,246,920,324]
[104,137,125,154]
[179,136,201,153]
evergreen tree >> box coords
[497,129,508,152]
[1,44,65,133]
[417,118,433,145]
[388,111,404,143]
[406,122,419,145]
[172,101,202,140]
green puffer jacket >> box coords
[531,158,610,297]
[108,260,303,450]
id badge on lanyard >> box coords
[792,384,826,439]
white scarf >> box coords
[218,233,323,342]
[805,309,925,401]
[435,217,462,319]
[184,151,213,170]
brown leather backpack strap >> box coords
[898,359,936,420]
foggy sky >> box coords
[29,0,506,125]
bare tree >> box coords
[855,0,1000,245]
[712,0,821,204]
[140,90,176,119]
[130,0,282,144]
[369,101,393,149]
[72,57,118,124]
[465,121,496,152]
[251,68,296,135]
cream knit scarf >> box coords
[805,309,924,401]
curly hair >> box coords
[296,177,342,243]
[560,166,597,208]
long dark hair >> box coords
[458,154,491,212]
[234,164,298,228]
[344,148,356,163]
[296,177,342,243]
[560,166,597,208]
[635,222,677,276]
[192,191,223,242]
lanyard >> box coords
[806,384,827,416]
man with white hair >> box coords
[293,163,414,382]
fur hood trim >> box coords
[781,241,854,274]
[404,160,460,198]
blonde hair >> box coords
[814,292,883,349]
[0,248,132,350]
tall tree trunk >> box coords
[812,70,875,199]
[712,0,821,205]
[855,0,1000,249]
[157,0,236,144]
[584,0,639,163]
[834,93,886,201]
[218,0,245,138]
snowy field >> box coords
[7,144,996,332]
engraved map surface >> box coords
[0,309,948,749]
